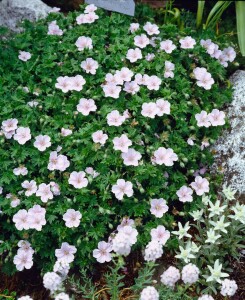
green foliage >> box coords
[0,4,233,274]
[104,258,125,300]
[0,290,16,300]
[131,262,157,293]
[69,269,97,299]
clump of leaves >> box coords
[0,4,234,274]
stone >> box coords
[0,0,55,32]
[212,70,245,199]
[85,0,135,16]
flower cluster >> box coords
[13,240,34,271]
[201,39,236,67]
[0,3,236,277]
[140,286,159,300]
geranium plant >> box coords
[0,3,237,278]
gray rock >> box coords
[212,70,245,198]
[85,0,135,16]
[0,0,54,32]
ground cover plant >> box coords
[0,3,243,300]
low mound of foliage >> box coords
[0,4,235,275]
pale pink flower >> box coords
[13,250,33,271]
[201,140,210,150]
[153,147,178,166]
[48,21,63,36]
[14,127,31,145]
[17,240,34,255]
[121,149,142,166]
[77,98,97,116]
[81,58,99,75]
[103,84,121,99]
[55,76,71,93]
[200,39,213,48]
[208,109,225,126]
[28,204,46,216]
[1,118,18,132]
[112,179,133,200]
[141,102,159,118]
[146,75,161,90]
[11,197,20,208]
[134,34,150,48]
[143,22,159,35]
[113,134,132,153]
[115,67,134,83]
[218,54,229,67]
[3,129,15,139]
[76,14,87,24]
[36,183,53,203]
[28,212,46,231]
[145,53,155,61]
[190,176,209,196]
[197,73,214,90]
[134,73,144,85]
[69,75,86,91]
[117,217,135,230]
[195,111,211,127]
[193,68,214,90]
[150,198,169,218]
[164,61,175,78]
[160,40,176,53]
[49,182,60,196]
[92,130,108,145]
[13,166,28,176]
[156,99,170,116]
[123,109,131,119]
[179,36,196,49]
[48,152,70,171]
[48,151,59,170]
[55,242,77,263]
[93,241,112,263]
[207,43,218,56]
[13,210,30,230]
[34,135,51,151]
[83,12,99,23]
[61,128,72,136]
[223,47,236,62]
[57,154,70,171]
[21,180,37,196]
[107,110,126,126]
[68,171,88,189]
[151,225,170,245]
[176,186,193,202]
[123,81,140,95]
[187,138,194,146]
[126,48,142,63]
[63,209,82,228]
[118,226,138,244]
[18,51,31,62]
[105,73,117,84]
[84,4,97,13]
[85,167,100,178]
[129,23,140,33]
[75,36,93,51]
